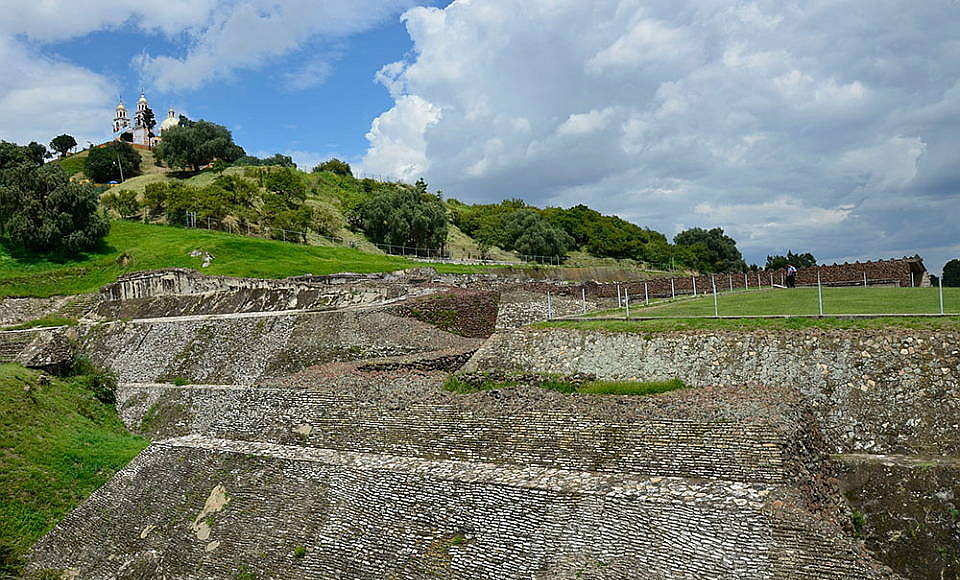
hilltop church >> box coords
[113,92,180,148]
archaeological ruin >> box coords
[1,266,956,579]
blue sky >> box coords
[1,1,958,273]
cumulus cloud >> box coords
[0,36,115,145]
[362,0,960,271]
[136,0,414,91]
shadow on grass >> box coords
[0,237,118,266]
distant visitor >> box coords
[786,264,797,288]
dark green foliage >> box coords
[544,204,669,262]
[499,210,573,258]
[84,141,141,183]
[143,182,168,217]
[140,107,156,132]
[314,158,352,176]
[351,179,448,249]
[293,546,307,558]
[49,134,77,158]
[232,153,295,168]
[943,259,960,287]
[673,227,747,273]
[0,163,109,254]
[154,120,245,171]
[0,140,46,169]
[766,251,817,270]
[101,189,140,219]
[64,357,118,405]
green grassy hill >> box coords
[0,364,148,576]
[0,220,484,298]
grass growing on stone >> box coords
[442,375,687,396]
[0,220,487,298]
[1,315,78,331]
[0,364,148,575]
[588,286,960,318]
[540,315,960,333]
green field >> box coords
[595,287,960,318]
[0,364,148,575]
[0,220,485,298]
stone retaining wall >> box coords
[118,384,794,483]
[28,437,895,579]
[465,327,960,456]
[80,310,483,384]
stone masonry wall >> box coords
[29,437,895,579]
[79,310,484,384]
[465,327,960,456]
[117,384,794,484]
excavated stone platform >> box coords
[28,436,895,580]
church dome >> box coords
[159,115,180,132]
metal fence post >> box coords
[712,276,719,318]
[671,278,675,299]
[617,285,622,308]
[728,274,732,292]
[744,272,748,289]
[582,287,587,314]
[911,272,915,288]
[939,276,944,315]
[644,282,649,304]
[818,269,824,316]
[692,276,697,296]
[863,272,867,287]
[625,290,630,319]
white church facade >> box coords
[113,92,180,148]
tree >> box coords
[311,201,345,237]
[260,153,296,168]
[673,227,747,273]
[503,210,573,258]
[0,141,45,170]
[141,107,157,133]
[351,180,448,249]
[0,163,109,254]
[85,141,141,183]
[766,251,816,270]
[50,134,77,158]
[154,120,245,171]
[943,259,960,287]
[314,158,352,176]
[142,182,169,217]
[101,189,140,219]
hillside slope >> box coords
[0,364,148,576]
[0,221,483,298]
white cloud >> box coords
[362,0,960,266]
[0,0,217,41]
[136,0,414,91]
[0,36,115,145]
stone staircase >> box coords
[0,331,36,363]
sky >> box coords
[1,0,958,273]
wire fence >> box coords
[544,273,957,321]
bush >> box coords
[84,141,141,183]
[311,201,345,237]
[314,158,352,176]
[65,356,118,405]
[351,179,448,249]
[0,163,110,254]
[943,259,960,287]
[101,189,140,219]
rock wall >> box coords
[387,288,500,338]
[117,384,800,484]
[80,310,484,385]
[465,327,960,457]
[834,454,960,580]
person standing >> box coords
[786,264,797,288]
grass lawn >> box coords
[0,364,148,575]
[541,315,960,333]
[443,374,687,395]
[589,287,960,318]
[0,220,486,298]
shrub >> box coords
[311,201,345,237]
[101,189,140,219]
[84,141,141,183]
[314,158,352,176]
[351,179,448,250]
[943,259,960,287]
[0,163,110,254]
[66,356,118,405]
